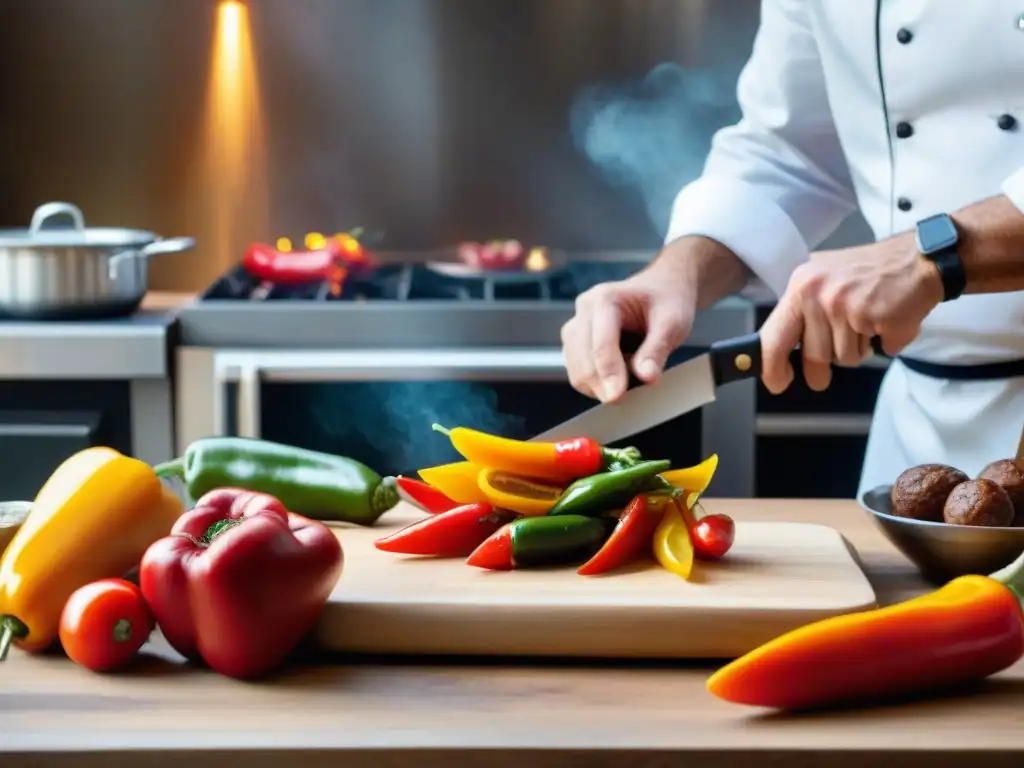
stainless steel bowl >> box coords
[860,484,1024,584]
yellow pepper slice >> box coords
[653,498,695,580]
[0,447,184,658]
[417,461,490,505]
[477,469,563,516]
[660,454,718,497]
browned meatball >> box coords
[890,464,969,522]
[977,459,1024,525]
[943,479,1014,527]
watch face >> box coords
[916,214,958,253]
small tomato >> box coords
[59,578,153,672]
[692,514,736,560]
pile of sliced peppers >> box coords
[375,424,735,579]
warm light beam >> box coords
[200,0,270,274]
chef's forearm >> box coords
[653,236,751,310]
[953,195,1024,294]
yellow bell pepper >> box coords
[653,498,695,580]
[418,461,491,505]
[660,454,718,497]
[477,468,563,516]
[0,447,184,659]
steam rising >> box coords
[570,62,738,235]
[305,382,525,475]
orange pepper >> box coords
[477,469,563,516]
[0,447,184,660]
[417,462,490,505]
[432,424,641,483]
[706,555,1024,710]
[659,454,718,497]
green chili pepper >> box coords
[153,437,399,526]
[547,459,672,517]
[467,515,614,570]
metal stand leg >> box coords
[130,378,175,465]
[236,364,262,438]
[699,302,757,498]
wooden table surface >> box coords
[4,498,1024,768]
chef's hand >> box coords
[561,237,748,402]
[759,233,945,394]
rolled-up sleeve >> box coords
[1001,166,1024,214]
[666,0,858,299]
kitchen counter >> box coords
[0,292,194,469]
[0,292,193,380]
[4,498,1021,768]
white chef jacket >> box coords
[665,0,1024,497]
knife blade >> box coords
[532,332,762,444]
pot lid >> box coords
[0,202,159,248]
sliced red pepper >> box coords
[577,493,669,576]
[680,500,735,561]
[374,503,516,557]
[395,476,459,514]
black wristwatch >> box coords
[914,213,966,302]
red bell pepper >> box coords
[374,503,516,557]
[577,493,668,576]
[395,476,459,514]
[242,241,347,285]
[139,488,343,680]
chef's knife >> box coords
[532,332,762,444]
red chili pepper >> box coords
[139,488,343,680]
[242,241,347,285]
[577,493,669,576]
[680,501,735,561]
[395,476,459,514]
[374,503,516,557]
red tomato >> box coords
[59,578,154,672]
[692,514,736,560]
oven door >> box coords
[176,346,757,497]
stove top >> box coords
[180,252,653,348]
[202,256,643,304]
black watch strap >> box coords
[931,248,967,302]
[915,213,966,302]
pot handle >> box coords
[30,202,85,234]
[107,236,196,280]
[140,236,196,258]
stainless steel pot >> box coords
[0,201,195,319]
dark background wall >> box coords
[0,0,869,291]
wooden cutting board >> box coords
[312,501,877,659]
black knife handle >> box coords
[709,332,762,386]
[620,330,762,387]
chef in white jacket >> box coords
[561,0,1024,496]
